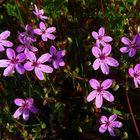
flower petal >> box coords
[13,107,23,118]
[16,53,26,62]
[128,68,134,77]
[26,52,36,62]
[128,48,136,57]
[15,64,25,75]
[39,22,46,30]
[87,90,97,102]
[29,46,38,52]
[108,126,116,136]
[121,37,131,45]
[53,60,59,69]
[46,33,55,40]
[102,36,112,42]
[101,79,112,89]
[134,77,139,88]
[46,27,56,33]
[0,44,5,52]
[26,98,34,105]
[57,50,65,57]
[98,27,105,36]
[95,94,103,108]
[0,60,9,67]
[23,109,29,121]
[1,40,13,47]
[0,30,10,39]
[100,115,108,123]
[6,48,15,59]
[16,45,25,53]
[92,47,101,57]
[33,29,42,35]
[29,106,38,113]
[41,34,48,41]
[103,91,114,102]
[120,47,129,53]
[3,65,14,76]
[106,57,119,67]
[89,79,100,89]
[109,114,117,122]
[134,64,140,73]
[14,98,25,106]
[91,31,98,39]
[99,124,107,133]
[39,64,53,73]
[35,68,44,80]
[50,46,56,55]
[38,53,52,63]
[102,45,111,56]
[92,59,100,70]
[101,62,109,75]
[112,121,123,128]
[24,62,34,71]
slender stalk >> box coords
[125,78,140,138]
[100,0,104,17]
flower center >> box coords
[98,36,102,40]
[41,29,46,34]
[22,102,29,109]
[97,86,103,93]
[32,61,39,67]
[11,58,18,64]
[99,53,106,60]
[52,54,57,60]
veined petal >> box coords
[23,109,29,121]
[111,121,123,128]
[89,79,100,89]
[134,64,140,73]
[101,62,109,75]
[1,40,13,47]
[128,48,136,57]
[109,114,117,122]
[3,65,14,76]
[16,45,25,52]
[35,68,44,80]
[120,47,130,53]
[37,53,52,63]
[91,31,98,39]
[92,47,101,57]
[46,27,56,33]
[87,90,97,102]
[26,52,36,62]
[100,116,108,123]
[102,45,112,56]
[101,79,112,89]
[24,62,34,71]
[46,33,55,40]
[92,58,100,70]
[106,57,119,67]
[6,48,15,59]
[16,53,26,62]
[0,30,10,39]
[103,91,114,102]
[128,68,134,77]
[57,50,65,58]
[0,44,5,52]
[108,126,116,136]
[121,37,131,45]
[29,106,38,113]
[34,4,39,13]
[39,22,46,30]
[53,60,59,69]
[95,94,103,108]
[0,60,10,67]
[98,27,105,36]
[102,36,112,42]
[14,98,25,106]
[50,45,56,55]
[29,46,38,52]
[15,64,25,75]
[39,64,53,73]
[41,34,48,41]
[26,98,34,105]
[13,107,23,118]
[33,29,42,35]
[134,77,139,88]
[99,124,107,133]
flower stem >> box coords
[100,0,104,17]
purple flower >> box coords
[92,45,119,75]
[33,4,49,21]
[0,30,13,52]
[99,114,123,136]
[128,64,140,88]
[16,37,38,54]
[0,48,26,76]
[49,46,65,69]
[92,27,112,47]
[13,98,38,121]
[34,22,56,42]
[87,79,114,108]
[24,52,53,80]
[18,24,36,43]
[120,34,140,57]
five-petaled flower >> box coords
[13,98,38,121]
[0,30,13,52]
[99,114,123,136]
[128,63,140,88]
[0,48,26,76]
[34,22,56,42]
[16,37,38,54]
[49,46,65,69]
[24,52,53,80]
[33,4,49,20]
[120,34,140,57]
[92,45,119,75]
[92,27,112,47]
[18,24,36,43]
[87,79,114,108]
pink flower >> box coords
[13,98,38,121]
[92,27,112,47]
[33,4,49,20]
[87,79,114,108]
[120,34,140,57]
[92,45,119,75]
[99,114,123,136]
[128,64,140,88]
[0,48,26,76]
[0,30,13,52]
[34,22,56,42]
[24,52,53,80]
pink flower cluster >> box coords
[87,27,122,136]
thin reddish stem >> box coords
[100,0,104,17]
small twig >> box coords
[100,0,104,17]
[125,78,140,138]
